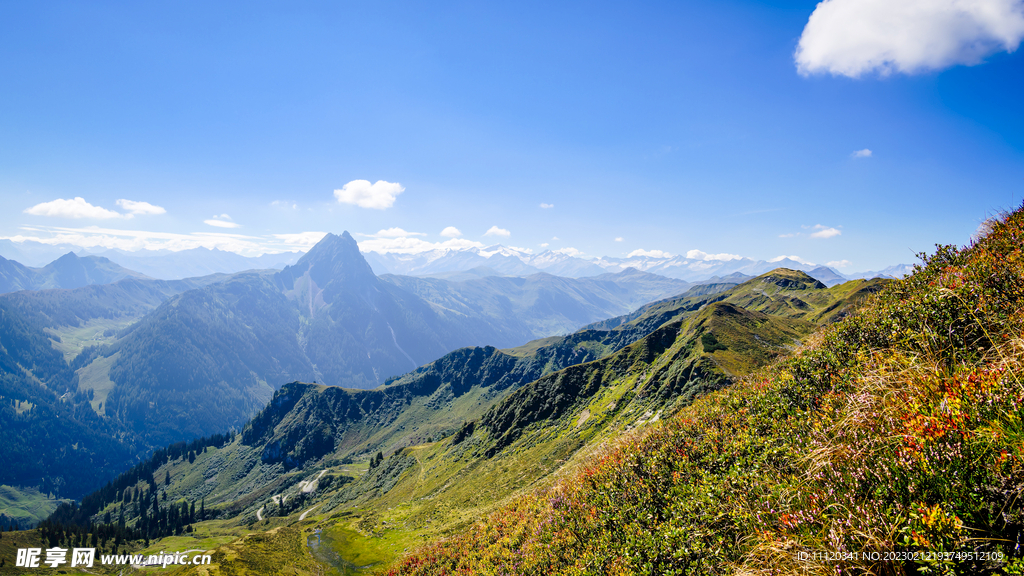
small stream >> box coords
[307,529,369,575]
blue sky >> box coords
[1,0,1022,272]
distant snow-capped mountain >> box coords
[358,242,900,284]
[0,237,911,284]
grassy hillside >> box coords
[382,210,1024,574]
[11,266,881,574]
[0,486,71,530]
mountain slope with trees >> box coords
[26,268,883,573]
[0,232,701,511]
[381,211,1024,574]
[0,274,228,503]
[84,233,699,450]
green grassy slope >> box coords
[185,277,836,573]
[18,267,882,575]
[382,211,1024,574]
[0,486,71,530]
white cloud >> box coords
[25,197,123,219]
[795,0,1024,77]
[371,227,424,238]
[440,226,462,238]
[809,224,842,239]
[552,236,560,241]
[358,236,485,254]
[778,233,800,238]
[614,237,624,242]
[10,225,267,255]
[828,259,853,268]
[272,231,328,247]
[24,197,167,220]
[540,203,554,209]
[770,254,816,265]
[553,247,583,257]
[629,248,675,258]
[540,242,550,248]
[485,226,511,237]
[851,149,873,158]
[116,199,167,216]
[333,179,405,209]
[271,200,298,210]
[685,249,742,261]
[205,219,241,229]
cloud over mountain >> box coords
[334,179,405,209]
[273,231,329,248]
[370,227,424,238]
[629,248,674,258]
[685,249,741,261]
[770,254,816,265]
[358,236,484,254]
[809,225,842,239]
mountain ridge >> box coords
[0,252,150,294]
[0,238,911,284]
[37,232,704,483]
[33,267,886,571]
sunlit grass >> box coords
[383,209,1024,574]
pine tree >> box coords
[370,451,384,469]
[164,470,170,486]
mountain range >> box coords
[0,232,692,503]
[33,267,886,572]
[363,243,912,282]
[85,233,695,446]
[0,238,910,283]
[3,224,1007,575]
[0,240,300,280]
[0,252,150,294]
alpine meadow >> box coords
[1,1,1022,575]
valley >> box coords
[0,0,1014,571]
[0,233,695,507]
[2,259,886,574]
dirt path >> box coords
[299,503,322,521]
